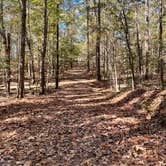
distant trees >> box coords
[0,0,75,98]
[0,0,165,98]
[85,0,165,90]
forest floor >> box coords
[0,68,166,166]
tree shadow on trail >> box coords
[0,69,165,165]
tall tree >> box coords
[135,2,142,84]
[0,0,11,96]
[26,0,35,84]
[112,40,119,92]
[86,0,90,72]
[145,0,150,79]
[96,0,101,81]
[40,0,48,94]
[158,0,164,89]
[18,0,27,98]
[55,3,60,89]
[121,8,136,90]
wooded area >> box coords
[0,0,166,165]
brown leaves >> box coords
[24,161,32,166]
[132,145,146,157]
[0,69,165,165]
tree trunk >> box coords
[158,0,164,89]
[122,9,136,90]
[0,0,4,28]
[86,0,90,72]
[112,43,119,92]
[135,2,142,84]
[40,0,48,94]
[145,0,150,80]
[18,0,27,98]
[96,0,101,81]
[26,37,35,84]
[5,33,11,96]
[26,0,35,84]
[55,4,60,89]
[0,0,11,96]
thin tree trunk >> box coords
[51,38,55,75]
[18,0,27,98]
[103,38,106,79]
[109,50,113,90]
[55,4,60,89]
[96,0,101,81]
[145,0,150,80]
[135,2,142,84]
[158,0,164,89]
[122,9,136,90]
[26,37,35,83]
[112,43,119,92]
[40,0,48,94]
[5,33,11,96]
[27,0,35,84]
[86,0,90,72]
[0,0,3,28]
[0,0,11,96]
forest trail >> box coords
[0,68,165,165]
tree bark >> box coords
[135,2,142,84]
[0,0,11,96]
[40,0,48,94]
[18,0,27,98]
[5,33,11,96]
[145,0,150,80]
[55,4,60,89]
[112,43,119,92]
[122,9,136,90]
[158,0,164,89]
[86,0,90,72]
[96,0,101,81]
[27,0,35,84]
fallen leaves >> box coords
[24,160,32,166]
[0,69,165,165]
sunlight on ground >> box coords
[150,95,165,112]
[35,114,55,121]
[0,69,165,165]
[74,94,107,102]
[0,130,17,139]
[70,91,141,108]
[109,91,132,104]
[90,114,117,121]
[2,116,29,124]
[0,82,37,90]
[60,79,96,86]
[111,117,140,125]
[128,97,141,105]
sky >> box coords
[60,0,85,42]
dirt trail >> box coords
[0,69,165,165]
